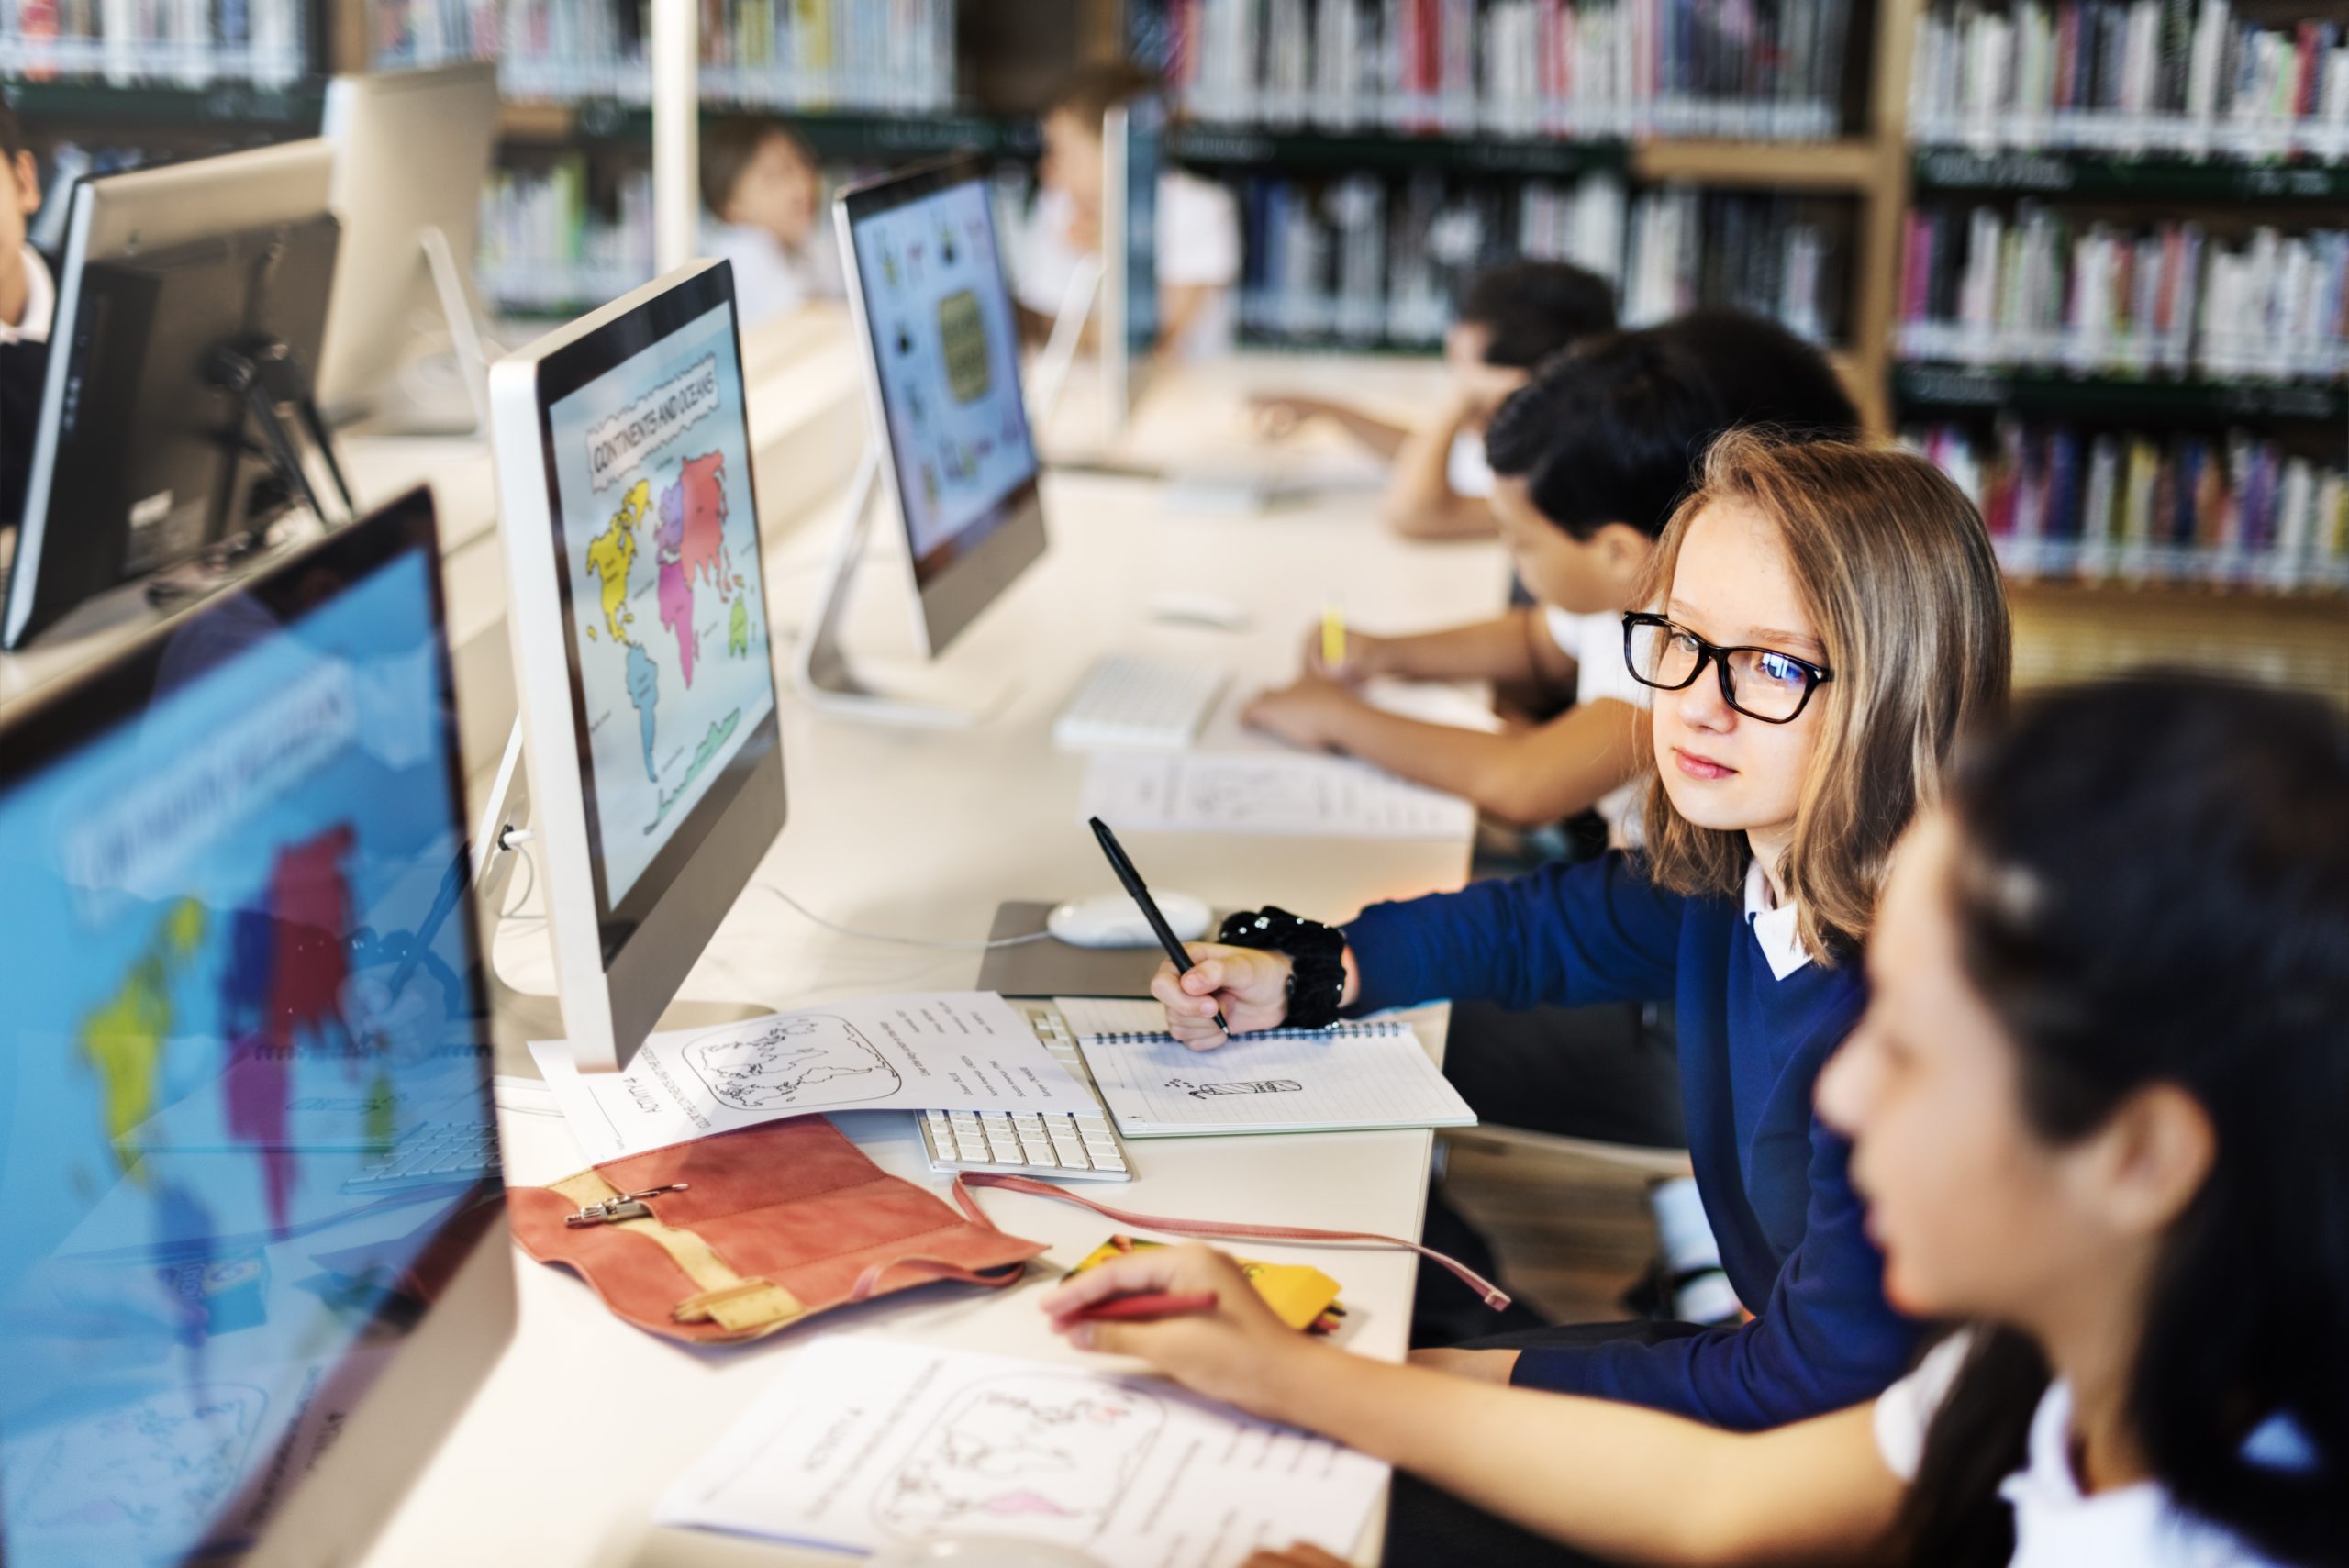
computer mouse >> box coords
[1147,589,1252,631]
[1047,891,1213,949]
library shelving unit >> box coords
[3,0,1009,319]
[1887,0,2349,698]
[1130,0,1923,430]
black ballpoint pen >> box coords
[1087,815,1230,1034]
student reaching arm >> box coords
[1251,261,1617,539]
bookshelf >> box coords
[1886,0,2349,695]
[1131,0,1915,428]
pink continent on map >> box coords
[657,552,696,687]
[677,451,729,592]
[653,452,731,690]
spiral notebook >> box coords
[1054,998,1476,1139]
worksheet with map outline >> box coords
[548,300,775,909]
[654,1335,1388,1567]
[528,992,1099,1161]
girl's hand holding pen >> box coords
[1148,944,1295,1049]
[1041,1243,1318,1418]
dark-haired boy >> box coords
[0,100,51,531]
[1247,308,1859,843]
[1252,260,1617,539]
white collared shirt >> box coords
[1876,1336,2295,1568]
[1542,606,1652,848]
[1742,859,1811,981]
[0,245,53,345]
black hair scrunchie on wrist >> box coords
[1217,906,1348,1031]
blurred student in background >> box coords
[700,115,845,329]
[1252,260,1617,539]
[1014,61,1241,361]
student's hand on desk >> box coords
[1244,671,1366,751]
[1041,1242,1320,1417]
[1150,944,1294,1048]
[1299,625,1394,684]
[1248,393,1328,440]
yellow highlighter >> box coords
[1321,601,1346,670]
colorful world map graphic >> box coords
[579,451,756,819]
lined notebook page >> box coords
[1054,998,1475,1138]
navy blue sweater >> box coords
[1345,851,1920,1430]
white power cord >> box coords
[751,883,1053,951]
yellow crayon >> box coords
[1321,602,1345,669]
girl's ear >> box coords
[2082,1082,2216,1237]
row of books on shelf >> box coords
[377,0,957,108]
[1910,0,2349,161]
[1230,170,1839,348]
[1235,169,1624,342]
[1160,0,1847,141]
[1898,205,2349,383]
[476,156,651,313]
[0,0,306,86]
[1909,419,2349,590]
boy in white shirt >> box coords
[1013,61,1241,361]
[699,116,844,330]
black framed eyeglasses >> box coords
[1620,611,1833,724]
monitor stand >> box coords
[211,338,362,529]
[792,446,1012,728]
[467,721,767,1074]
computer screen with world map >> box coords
[491,261,787,1071]
[546,295,774,916]
[0,488,507,1566]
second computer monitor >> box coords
[838,153,1046,658]
[4,140,339,650]
[487,260,785,1073]
[316,61,502,430]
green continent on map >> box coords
[80,897,208,1176]
[645,708,741,835]
[584,478,651,645]
[729,594,749,656]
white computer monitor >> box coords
[317,61,503,432]
[0,485,515,1567]
[487,260,785,1073]
[796,153,1046,724]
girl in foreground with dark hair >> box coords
[1044,674,2348,1568]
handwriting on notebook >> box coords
[1056,998,1475,1138]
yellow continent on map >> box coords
[80,897,207,1177]
[584,479,652,645]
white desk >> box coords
[16,332,1502,1567]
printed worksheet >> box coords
[528,993,1097,1161]
[654,1336,1388,1567]
[1078,752,1476,840]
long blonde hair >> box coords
[1637,430,2012,960]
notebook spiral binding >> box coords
[1085,1021,1404,1045]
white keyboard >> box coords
[1052,654,1227,751]
[916,1004,1132,1182]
